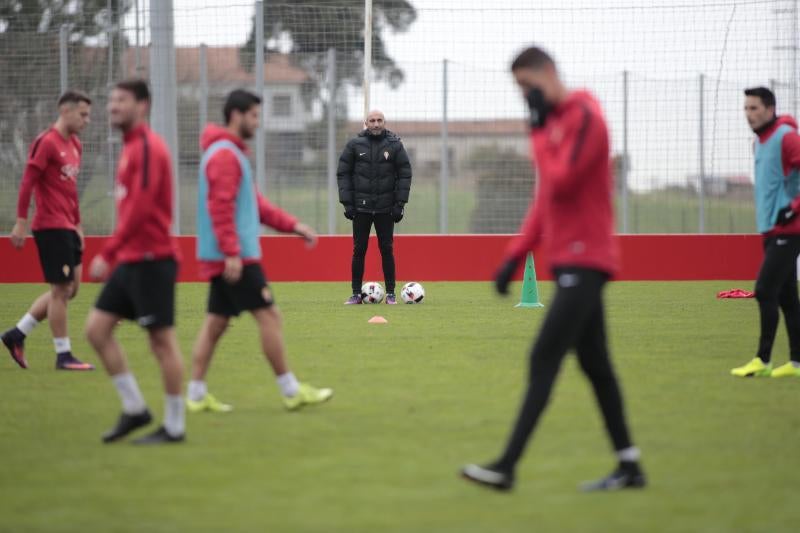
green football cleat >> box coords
[186,393,233,413]
[770,362,800,378]
[283,383,334,411]
[731,357,772,377]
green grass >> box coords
[0,281,797,532]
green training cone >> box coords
[515,253,544,308]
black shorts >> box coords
[33,229,82,284]
[95,259,177,329]
[208,263,274,317]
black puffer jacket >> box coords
[337,129,412,213]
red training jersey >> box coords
[505,90,619,276]
[197,124,298,280]
[100,123,179,265]
[16,127,82,231]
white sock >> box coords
[276,372,300,397]
[112,372,147,415]
[187,380,207,402]
[617,446,641,462]
[164,395,185,437]
[53,337,71,354]
[792,361,800,369]
[16,313,39,336]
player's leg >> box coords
[251,303,333,410]
[347,213,373,304]
[772,238,800,377]
[732,237,796,376]
[374,213,397,303]
[462,268,597,491]
[187,312,232,412]
[88,264,152,443]
[572,275,646,491]
[127,259,185,444]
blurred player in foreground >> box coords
[85,79,186,444]
[461,46,645,492]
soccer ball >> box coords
[400,282,425,304]
[361,282,385,303]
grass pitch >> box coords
[0,280,798,532]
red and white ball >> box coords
[361,282,385,304]
[400,282,425,304]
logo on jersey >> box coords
[60,164,79,182]
[384,151,390,160]
[114,183,128,200]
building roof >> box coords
[122,47,309,84]
[347,119,527,136]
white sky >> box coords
[135,0,799,190]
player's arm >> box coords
[495,179,544,295]
[11,136,50,248]
[394,141,412,205]
[548,105,607,199]
[337,141,356,215]
[256,194,317,246]
[783,132,800,214]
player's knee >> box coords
[68,283,79,300]
[51,283,71,301]
[379,241,393,255]
[353,243,368,256]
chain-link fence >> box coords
[1,0,797,236]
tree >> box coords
[240,0,417,106]
[0,0,130,229]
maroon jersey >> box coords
[17,127,82,231]
[505,90,619,275]
[100,123,178,264]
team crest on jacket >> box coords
[384,151,389,160]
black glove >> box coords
[494,257,520,296]
[776,205,797,226]
[391,204,404,223]
[344,206,356,220]
[524,86,553,129]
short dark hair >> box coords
[224,89,262,124]
[114,79,151,103]
[58,90,91,107]
[511,46,556,72]
[744,87,776,109]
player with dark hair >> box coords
[461,46,646,492]
[731,87,800,378]
[2,90,94,371]
[187,89,332,413]
[85,79,186,444]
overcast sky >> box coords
[146,0,799,190]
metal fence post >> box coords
[621,70,629,233]
[150,0,181,234]
[255,0,266,194]
[327,48,337,235]
[199,43,208,131]
[440,58,449,234]
[698,73,706,234]
[59,25,68,94]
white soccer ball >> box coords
[361,282,385,304]
[400,282,425,304]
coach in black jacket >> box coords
[337,110,412,305]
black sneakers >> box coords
[2,328,27,369]
[580,462,647,492]
[102,410,153,443]
[132,426,185,445]
[460,463,515,491]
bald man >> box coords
[337,110,412,304]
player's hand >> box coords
[223,256,243,284]
[10,218,28,249]
[776,206,797,226]
[344,206,356,220]
[391,204,404,223]
[76,224,85,251]
[294,222,318,248]
[524,86,553,129]
[494,257,520,296]
[89,255,110,281]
